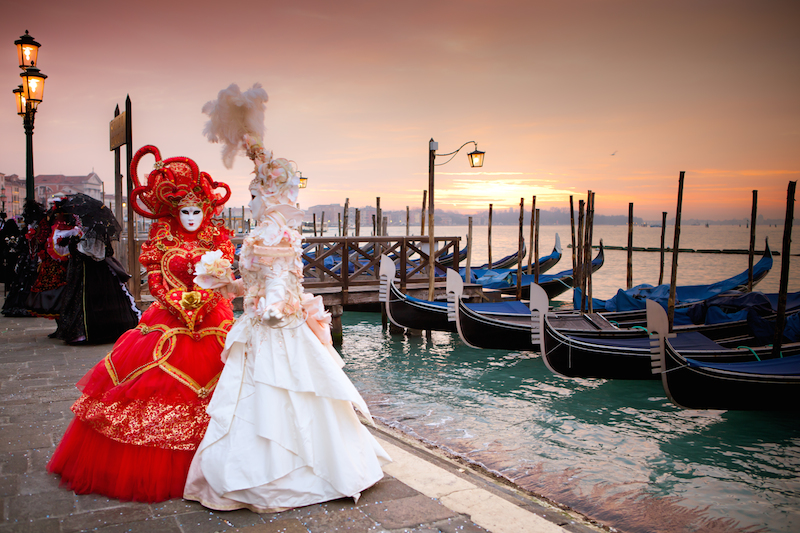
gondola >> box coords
[443,269,548,350]
[534,233,563,274]
[647,300,800,411]
[542,313,722,379]
[383,235,534,272]
[493,241,604,300]
[377,235,562,333]
[451,247,781,355]
[474,241,528,270]
[438,245,469,267]
[441,245,603,350]
[541,296,799,380]
[380,255,453,331]
[450,271,550,351]
[379,256,536,333]
[575,240,773,321]
[465,234,562,280]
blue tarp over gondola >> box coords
[402,291,531,314]
[685,353,800,375]
[575,245,773,318]
[572,331,727,351]
[458,240,561,284]
[472,245,600,290]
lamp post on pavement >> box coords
[13,31,47,203]
[427,139,485,300]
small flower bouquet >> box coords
[194,250,233,289]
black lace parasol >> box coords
[59,193,122,243]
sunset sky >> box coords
[1,0,798,221]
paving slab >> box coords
[0,298,604,533]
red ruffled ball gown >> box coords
[47,219,236,502]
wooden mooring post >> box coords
[586,192,595,312]
[330,304,344,346]
[577,199,585,311]
[659,211,667,285]
[420,191,427,236]
[516,198,524,300]
[342,198,349,237]
[569,195,576,275]
[668,171,686,331]
[534,208,541,283]
[527,196,536,275]
[748,190,758,292]
[627,202,633,289]
[581,193,594,312]
[772,181,796,359]
[466,217,473,283]
[488,203,493,269]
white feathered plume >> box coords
[202,83,269,169]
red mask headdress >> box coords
[130,145,231,222]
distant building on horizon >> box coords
[35,172,104,204]
[0,173,24,219]
[0,171,109,220]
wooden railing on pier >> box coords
[125,235,464,307]
[301,236,462,305]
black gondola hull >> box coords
[660,342,800,411]
[456,298,535,351]
[386,281,454,332]
[542,315,657,379]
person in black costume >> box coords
[52,194,140,344]
[0,219,22,288]
[27,198,70,319]
[2,201,46,317]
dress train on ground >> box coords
[184,313,391,512]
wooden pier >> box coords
[301,235,483,304]
[127,235,485,344]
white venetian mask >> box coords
[179,205,203,232]
[248,188,267,222]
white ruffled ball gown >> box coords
[184,213,391,512]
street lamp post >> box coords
[13,31,47,203]
[0,186,6,215]
[427,138,484,300]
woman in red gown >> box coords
[48,146,235,502]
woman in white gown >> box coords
[184,84,390,512]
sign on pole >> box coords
[109,112,127,151]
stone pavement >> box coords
[0,308,602,533]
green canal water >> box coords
[334,224,800,533]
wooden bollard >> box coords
[627,202,633,289]
[329,304,344,346]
